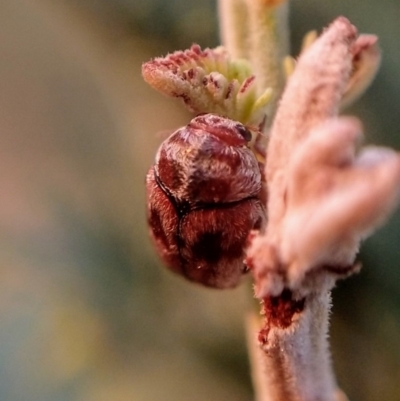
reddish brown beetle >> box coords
[146,113,266,288]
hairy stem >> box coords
[245,0,289,118]
[247,289,337,401]
[218,0,249,59]
[218,0,290,121]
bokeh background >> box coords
[1,1,400,400]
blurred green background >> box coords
[1,1,400,400]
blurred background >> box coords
[1,0,400,400]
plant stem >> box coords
[217,6,394,401]
[218,0,249,59]
[218,0,290,121]
[247,289,337,401]
[245,0,289,114]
